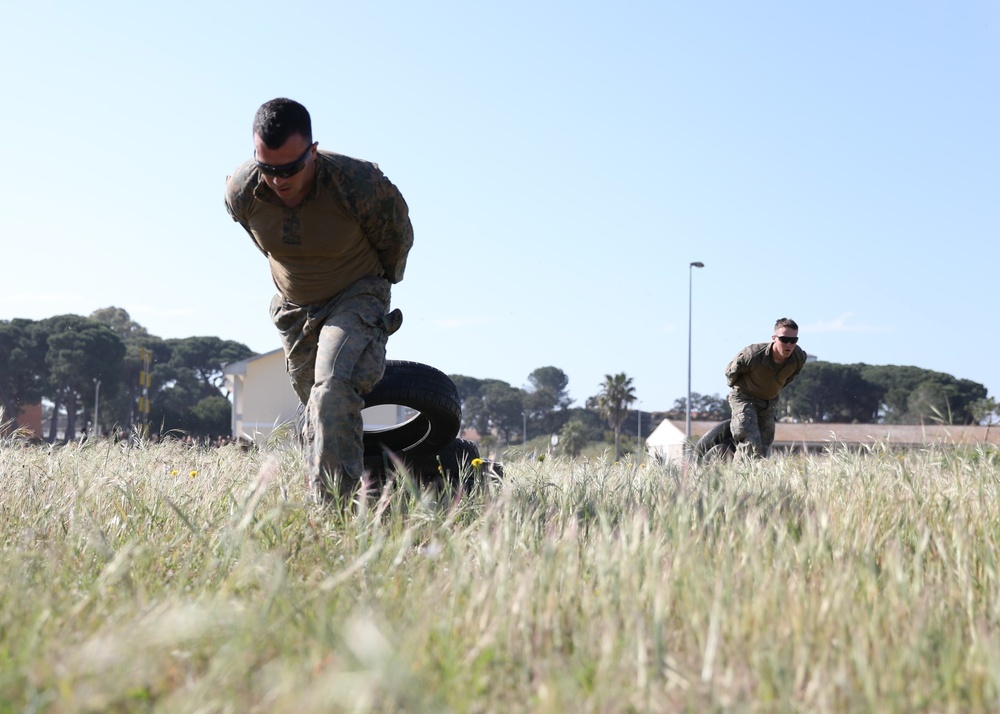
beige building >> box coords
[223,349,406,446]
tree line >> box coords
[4,309,992,450]
[779,361,990,425]
[661,360,993,427]
[0,308,254,442]
[453,361,994,459]
[453,367,643,460]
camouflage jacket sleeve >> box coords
[326,155,414,284]
[725,345,751,387]
[224,162,268,256]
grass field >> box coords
[2,437,1000,712]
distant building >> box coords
[0,401,42,440]
[646,419,1000,463]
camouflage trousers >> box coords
[270,276,390,504]
[728,388,778,459]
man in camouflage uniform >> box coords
[724,317,807,458]
[224,98,413,505]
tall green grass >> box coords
[2,438,1000,712]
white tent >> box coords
[645,419,688,463]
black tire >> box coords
[693,421,736,463]
[362,360,461,461]
[411,437,482,491]
[366,437,501,494]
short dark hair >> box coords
[774,317,798,331]
[253,98,312,149]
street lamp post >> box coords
[92,379,101,438]
[686,262,705,444]
[636,400,642,462]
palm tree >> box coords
[595,372,636,460]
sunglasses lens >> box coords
[260,158,305,179]
[255,146,312,178]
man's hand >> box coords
[380,309,403,336]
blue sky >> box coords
[2,1,997,413]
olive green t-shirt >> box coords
[225,151,413,306]
[725,342,807,401]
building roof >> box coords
[669,420,1000,446]
[222,348,282,376]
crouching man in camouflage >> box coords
[225,98,413,506]
[724,318,807,459]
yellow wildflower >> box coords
[189,470,198,478]
[170,469,179,477]
[471,458,484,469]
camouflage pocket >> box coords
[353,329,388,395]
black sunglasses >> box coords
[254,144,314,179]
[775,335,799,344]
